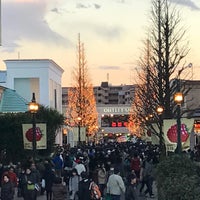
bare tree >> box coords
[130,0,189,154]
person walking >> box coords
[52,152,63,178]
[69,168,79,200]
[78,172,91,200]
[125,170,138,200]
[30,162,41,199]
[20,167,38,200]
[139,156,154,198]
[52,177,67,200]
[97,163,107,198]
[43,163,55,200]
[74,158,86,177]
[107,167,125,200]
[1,174,15,200]
[2,166,18,188]
[131,152,141,180]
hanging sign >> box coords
[22,123,47,150]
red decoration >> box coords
[117,122,122,127]
[123,122,128,127]
[167,124,189,143]
[25,127,42,142]
[112,122,116,127]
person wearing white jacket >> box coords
[69,168,79,200]
[106,167,126,200]
[74,159,86,176]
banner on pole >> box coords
[72,127,86,142]
[163,118,194,151]
[144,118,194,152]
[22,123,47,150]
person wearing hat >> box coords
[106,167,125,200]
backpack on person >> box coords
[89,181,102,200]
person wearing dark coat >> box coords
[1,174,15,200]
[125,170,137,200]
[20,167,38,200]
[52,177,67,200]
[43,163,55,200]
[78,171,92,200]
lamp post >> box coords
[174,92,183,154]
[28,93,39,161]
[156,106,164,153]
[77,117,81,145]
[173,63,191,154]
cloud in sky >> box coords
[2,1,69,52]
[2,0,199,53]
[48,1,125,41]
[93,24,123,40]
[76,3,101,9]
[2,0,123,53]
[98,66,121,70]
[2,0,200,86]
[170,0,200,10]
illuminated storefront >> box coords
[97,105,132,140]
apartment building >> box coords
[62,82,135,107]
[93,81,135,105]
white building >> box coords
[1,59,64,144]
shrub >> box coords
[156,154,200,200]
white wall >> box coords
[4,59,64,112]
[3,59,64,146]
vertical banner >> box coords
[163,118,194,152]
[72,127,86,142]
[67,130,74,147]
[22,123,47,150]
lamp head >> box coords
[174,92,183,105]
[28,93,38,113]
[156,106,164,115]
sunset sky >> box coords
[0,0,200,86]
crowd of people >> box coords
[0,139,161,200]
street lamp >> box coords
[174,92,184,154]
[156,106,164,153]
[156,106,164,115]
[28,93,39,161]
[77,117,81,145]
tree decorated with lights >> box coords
[66,34,98,138]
